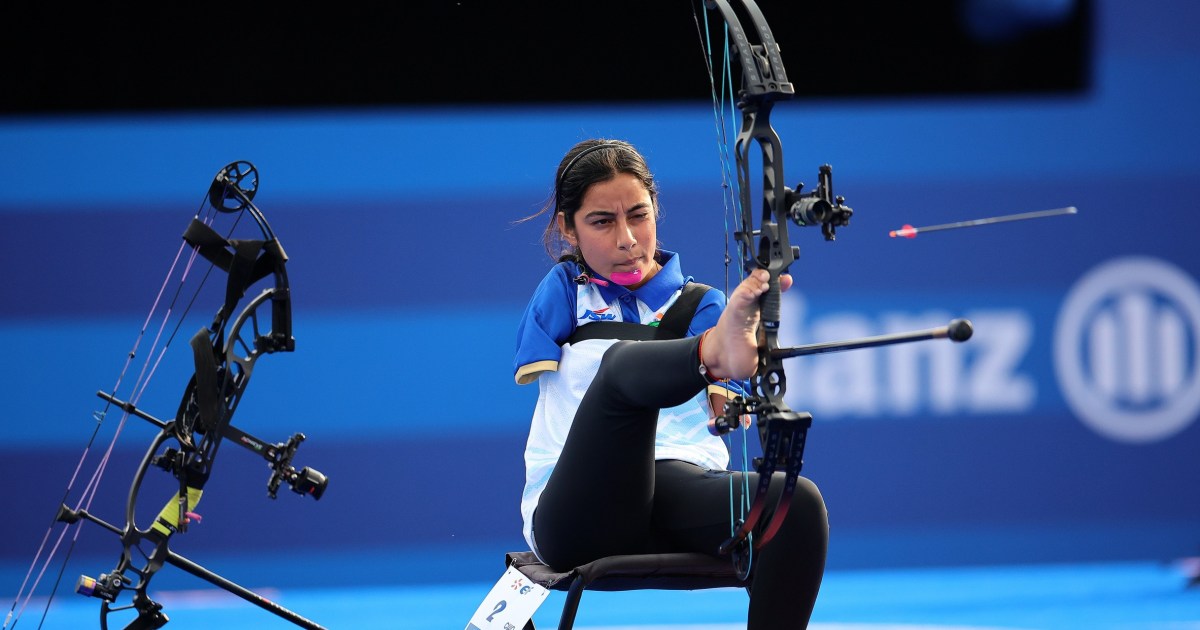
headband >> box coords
[554,141,627,213]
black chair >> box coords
[505,551,750,630]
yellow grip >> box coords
[150,487,204,536]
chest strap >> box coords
[565,282,713,344]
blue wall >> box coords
[2,0,1198,591]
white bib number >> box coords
[465,565,550,630]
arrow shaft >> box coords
[910,206,1077,235]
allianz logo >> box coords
[1054,256,1200,443]
[777,256,1200,445]
[778,293,1034,418]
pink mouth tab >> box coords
[609,269,643,286]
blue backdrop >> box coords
[2,0,1198,595]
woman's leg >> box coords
[535,269,789,570]
[534,335,710,569]
[652,460,828,630]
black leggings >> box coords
[534,337,828,629]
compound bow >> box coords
[695,0,971,579]
[7,161,328,630]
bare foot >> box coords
[701,269,792,380]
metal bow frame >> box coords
[7,162,328,630]
[696,0,971,579]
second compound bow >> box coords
[8,161,329,630]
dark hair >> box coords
[521,139,660,262]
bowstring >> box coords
[693,0,754,566]
[5,233,196,629]
[5,200,237,630]
[5,233,197,629]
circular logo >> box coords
[1054,256,1200,443]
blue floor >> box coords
[8,559,1199,629]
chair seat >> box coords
[505,551,749,630]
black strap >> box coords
[566,321,657,343]
[565,282,713,344]
[656,282,712,340]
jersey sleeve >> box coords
[514,264,577,385]
[687,285,751,400]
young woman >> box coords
[514,139,828,628]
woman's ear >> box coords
[556,212,576,246]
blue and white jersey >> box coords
[514,251,740,554]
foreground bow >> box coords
[697,0,971,579]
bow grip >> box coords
[755,241,796,325]
[762,273,783,325]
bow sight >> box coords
[788,164,853,242]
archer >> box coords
[513,139,829,629]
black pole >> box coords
[772,318,972,359]
[163,551,327,630]
[60,507,326,630]
[96,391,168,429]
